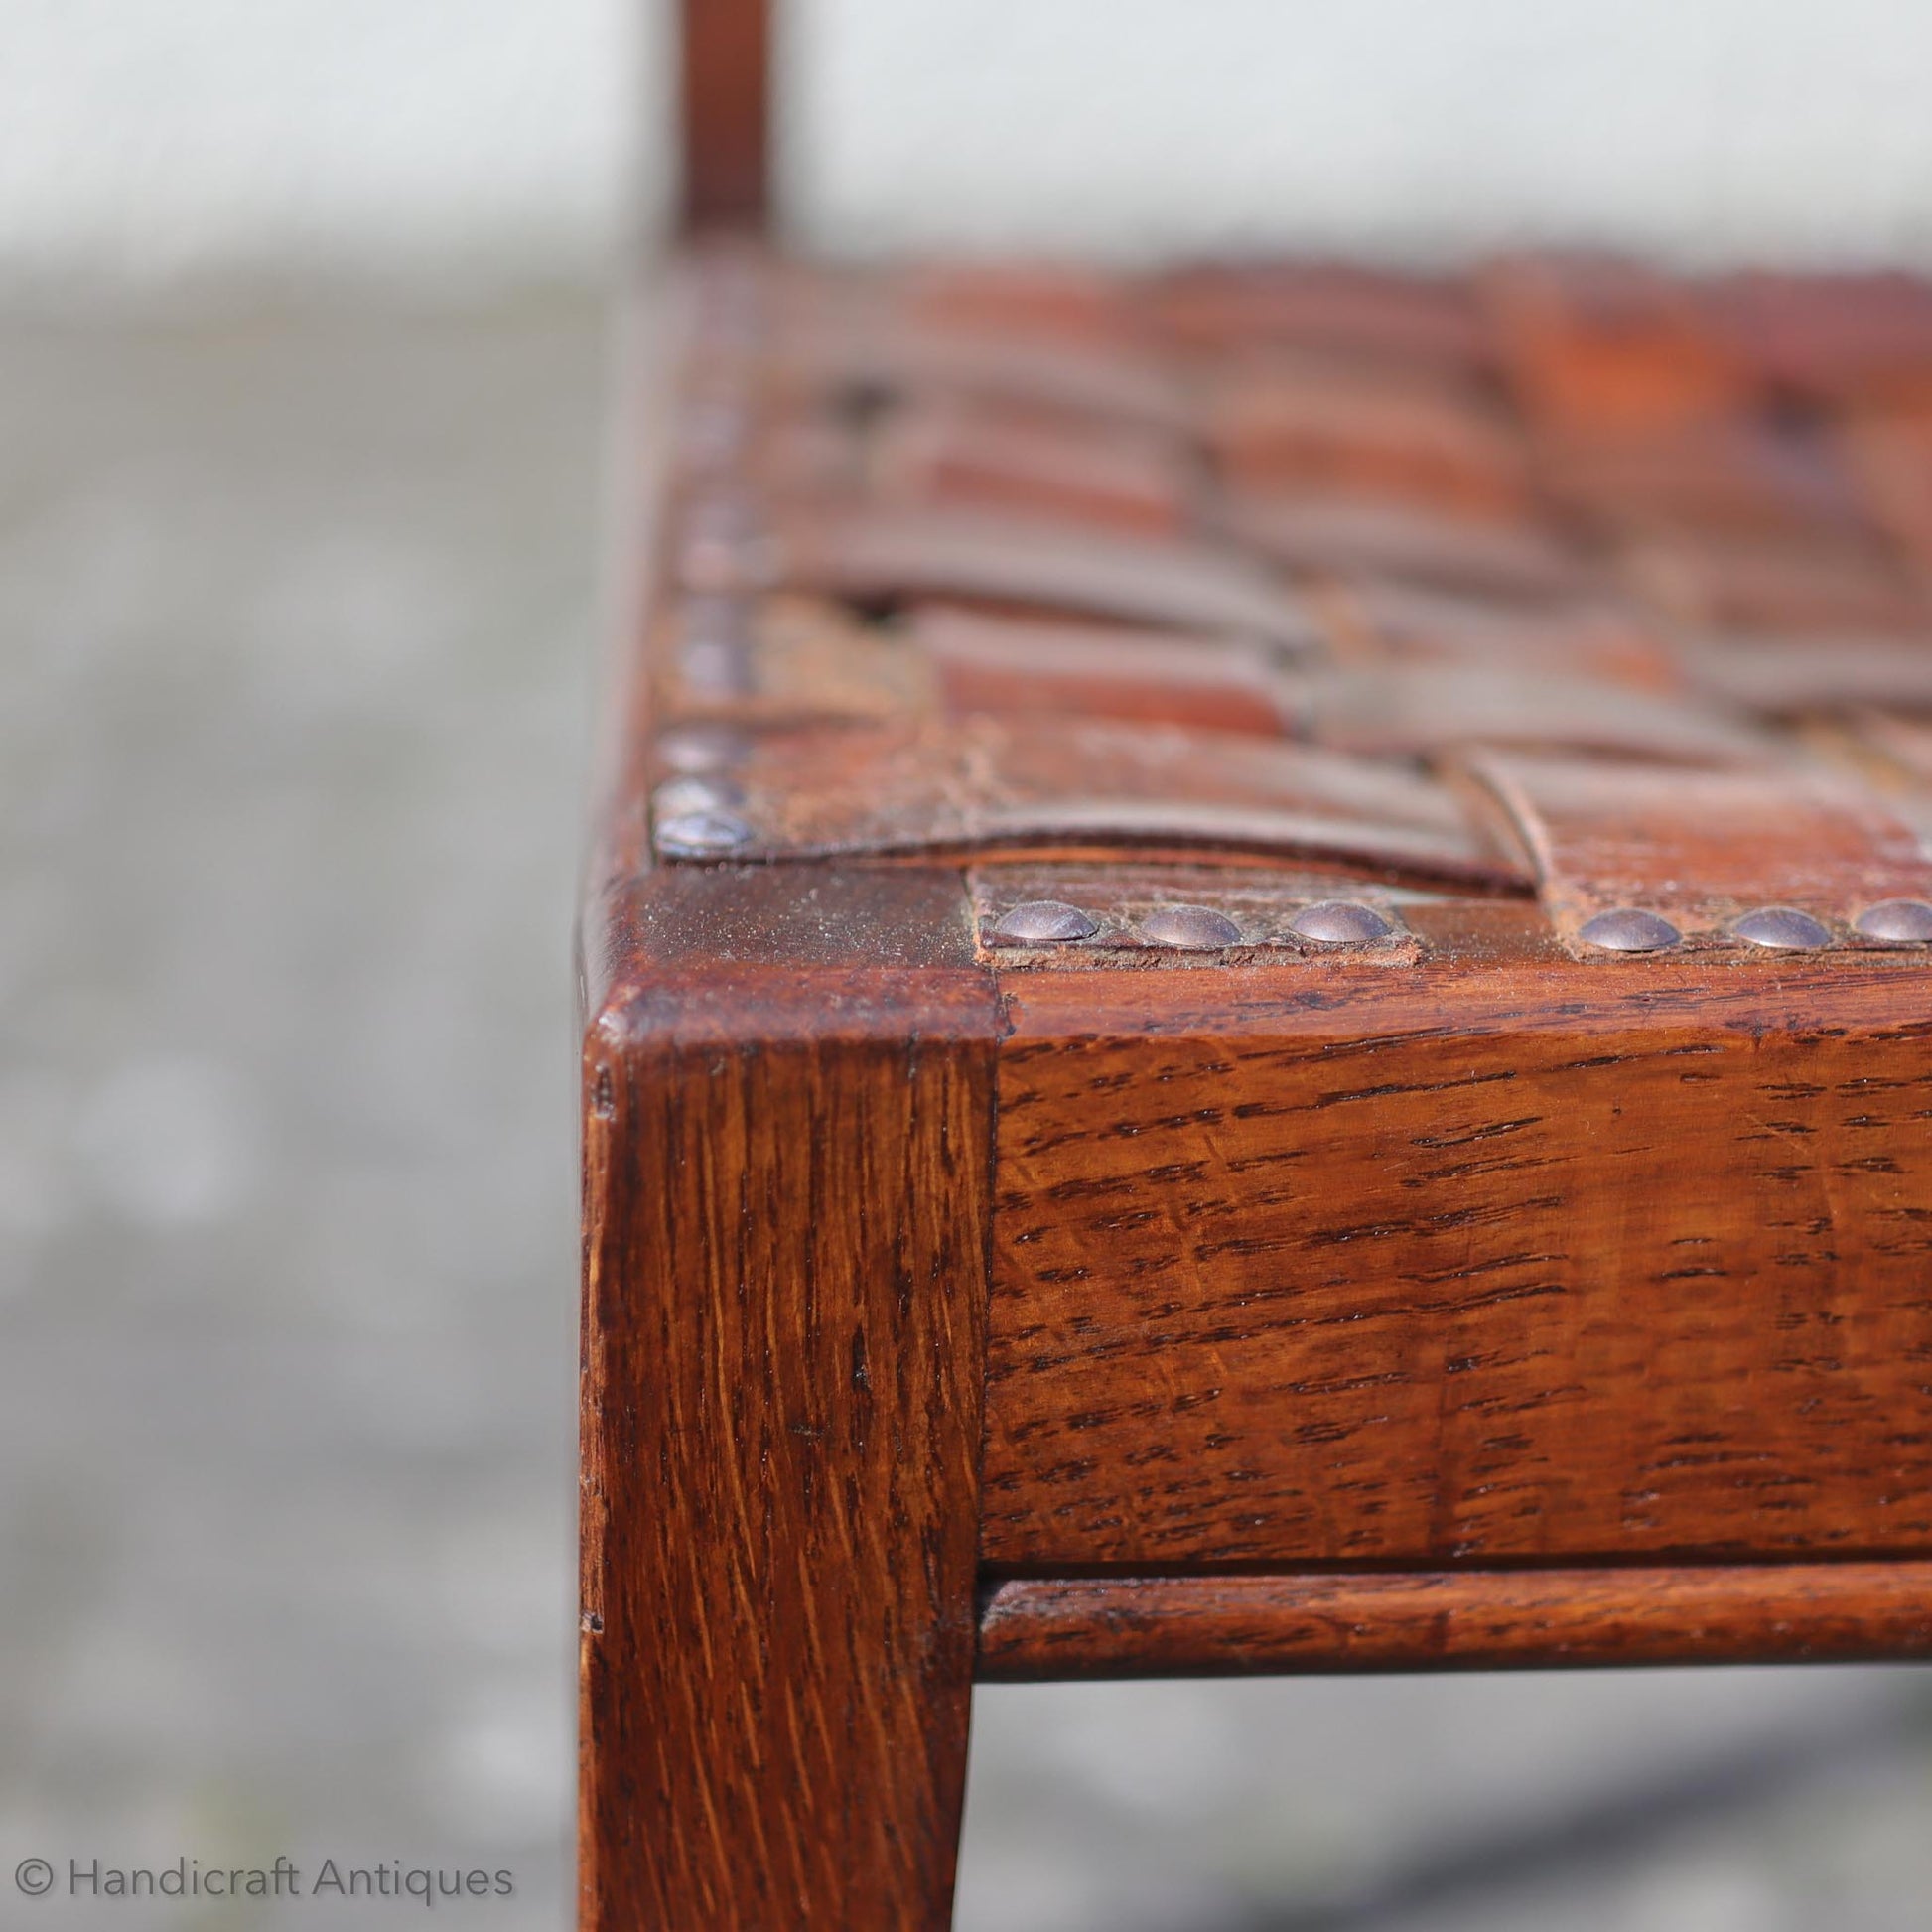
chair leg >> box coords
[580,996,992,1928]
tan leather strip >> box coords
[653,594,933,725]
[1538,423,1860,540]
[1152,263,1490,373]
[1486,256,1751,441]
[868,399,1197,537]
[1471,750,1932,950]
[1202,362,1531,513]
[1717,270,1932,402]
[770,506,1318,649]
[657,596,1289,734]
[1280,664,1773,766]
[915,607,1286,736]
[1320,580,1677,687]
[897,263,1148,346]
[766,310,1192,434]
[1624,530,1929,635]
[650,718,1530,886]
[1843,713,1932,802]
[1840,415,1932,567]
[1686,633,1932,717]
[1225,492,1584,599]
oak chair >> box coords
[580,6,1932,1924]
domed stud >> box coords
[1138,904,1242,950]
[1579,908,1681,953]
[677,595,757,697]
[1732,906,1833,950]
[989,900,1099,946]
[654,810,753,858]
[1855,898,1932,944]
[652,775,745,819]
[657,723,749,773]
[676,497,781,593]
[679,398,752,468]
[1289,899,1393,944]
[679,637,755,696]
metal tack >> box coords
[655,810,753,858]
[679,398,752,469]
[1732,907,1833,950]
[1289,899,1393,944]
[652,775,745,819]
[679,638,756,696]
[677,594,758,697]
[1579,908,1681,953]
[676,497,781,593]
[1855,898,1932,943]
[1138,904,1242,950]
[657,724,749,774]
[990,900,1099,946]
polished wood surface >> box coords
[981,915,1932,1568]
[979,1563,1932,1678]
[580,865,999,1929]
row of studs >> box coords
[651,729,1932,958]
[1581,900,1932,953]
[986,897,1396,951]
[655,262,778,851]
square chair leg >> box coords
[579,868,997,1929]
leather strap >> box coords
[871,400,1194,537]
[649,717,1531,886]
[1203,362,1530,513]
[1472,751,1932,951]
[1687,635,1932,717]
[916,609,1286,736]
[1279,665,1773,767]
[751,303,1191,432]
[1487,257,1750,442]
[680,503,1320,649]
[1224,493,1584,600]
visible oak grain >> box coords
[978,1564,1932,1678]
[580,866,999,1930]
[982,943,1932,1568]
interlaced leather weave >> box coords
[640,249,1932,958]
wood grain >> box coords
[982,911,1932,1568]
[978,1563,1932,1679]
[580,865,999,1930]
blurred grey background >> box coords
[6,3,1932,1929]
